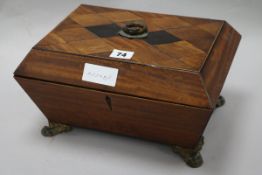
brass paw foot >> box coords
[172,137,204,168]
[216,96,225,108]
[41,121,72,137]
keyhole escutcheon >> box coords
[105,95,112,111]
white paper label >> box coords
[82,63,119,87]
[109,49,134,60]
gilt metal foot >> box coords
[216,96,225,108]
[41,121,72,137]
[172,137,204,168]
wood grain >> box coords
[14,49,210,108]
[35,4,224,71]
[201,22,241,107]
[15,76,212,148]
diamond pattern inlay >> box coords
[86,23,121,38]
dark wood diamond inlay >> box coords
[86,23,121,38]
[144,30,181,45]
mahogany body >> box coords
[14,4,241,149]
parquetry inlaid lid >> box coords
[35,4,224,71]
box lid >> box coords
[14,4,241,108]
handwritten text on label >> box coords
[82,63,119,87]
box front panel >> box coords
[15,77,212,148]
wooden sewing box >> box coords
[14,4,241,167]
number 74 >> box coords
[117,52,127,57]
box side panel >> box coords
[15,76,212,148]
[14,49,210,108]
[201,22,241,107]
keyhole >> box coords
[105,96,112,111]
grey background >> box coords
[0,0,261,174]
